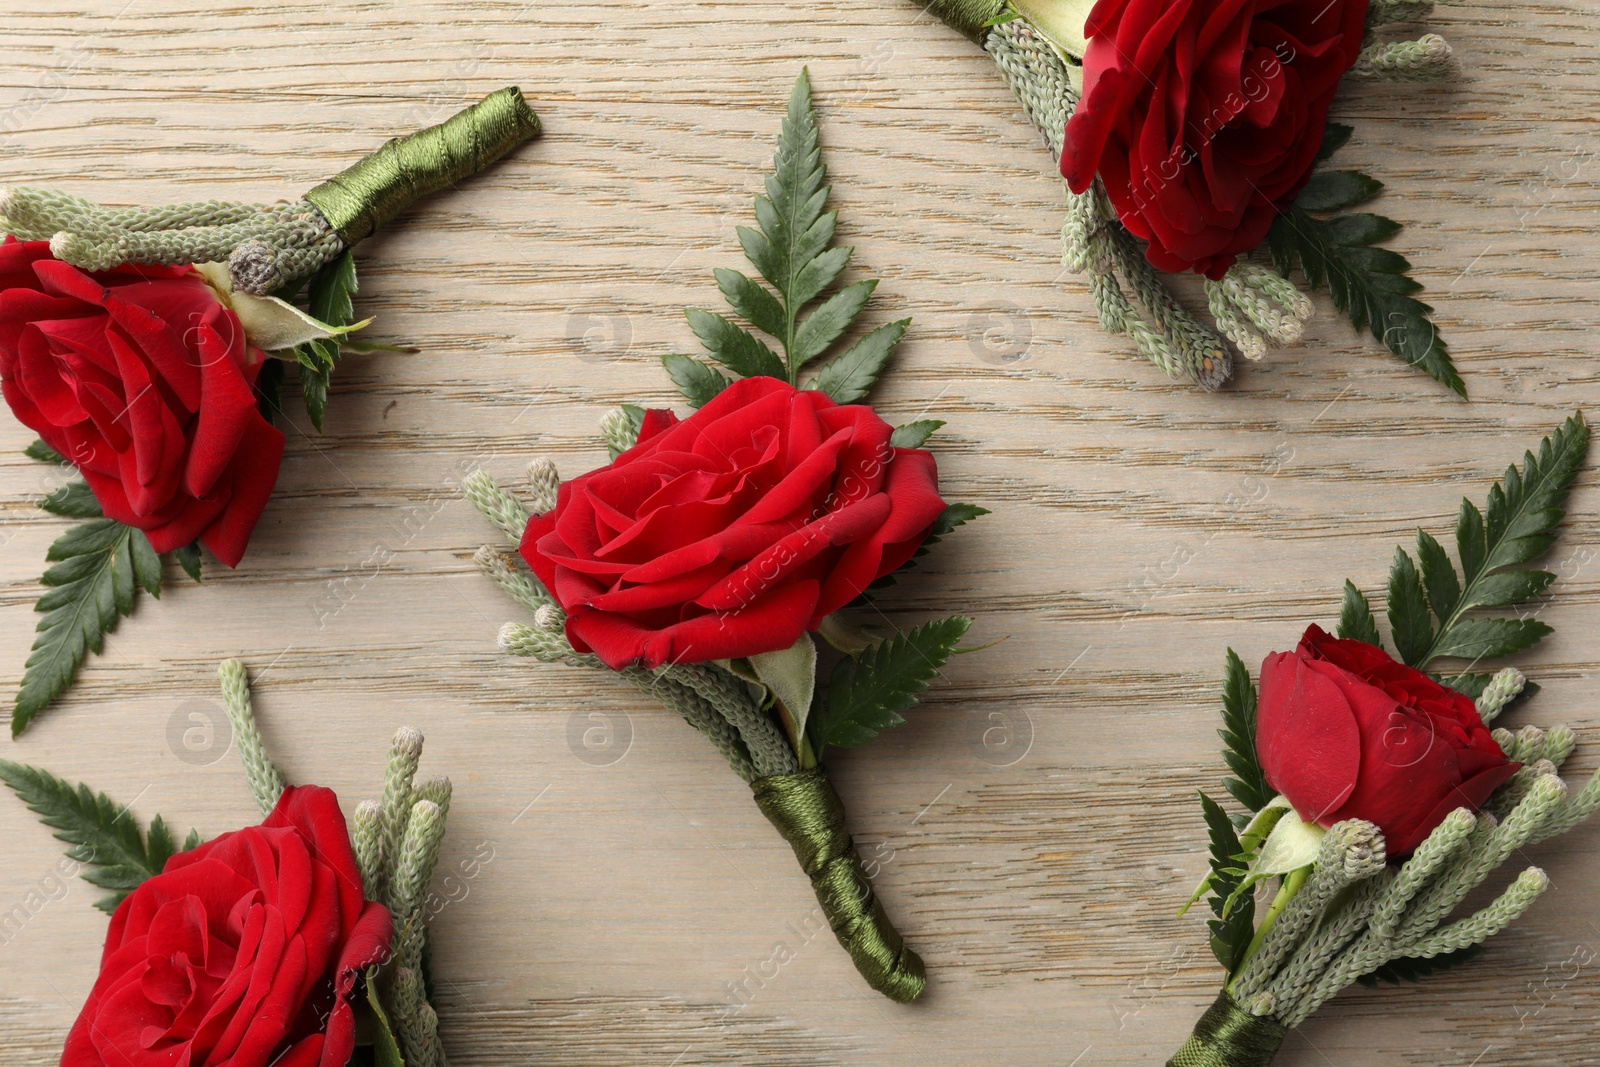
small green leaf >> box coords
[301,363,332,432]
[1295,170,1384,212]
[1416,530,1461,622]
[129,530,162,598]
[685,308,787,380]
[890,420,944,449]
[791,279,876,369]
[1219,649,1272,814]
[810,319,907,405]
[365,969,407,1067]
[824,616,971,748]
[1457,569,1555,613]
[931,502,988,537]
[14,520,144,735]
[662,353,729,407]
[40,480,102,519]
[1322,213,1402,248]
[0,760,196,912]
[749,635,819,751]
[1316,123,1354,162]
[1387,547,1433,667]
[1455,499,1487,581]
[1429,618,1552,662]
[24,439,67,464]
[1268,205,1462,396]
[714,267,787,338]
[1197,791,1255,973]
[1337,580,1382,647]
[172,542,204,583]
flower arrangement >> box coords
[1169,414,1599,1065]
[908,0,1470,393]
[0,89,541,732]
[466,70,984,1002]
[0,662,458,1066]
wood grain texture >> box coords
[2,2,1598,1064]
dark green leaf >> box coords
[823,616,971,748]
[662,353,729,407]
[1430,618,1552,662]
[810,319,907,404]
[1418,414,1588,667]
[1416,530,1460,623]
[365,970,406,1067]
[1268,205,1463,396]
[0,760,196,912]
[40,480,102,519]
[791,279,876,369]
[1321,213,1402,248]
[890,420,944,449]
[1357,945,1483,987]
[301,363,331,433]
[1387,547,1433,667]
[308,250,358,330]
[1455,499,1487,589]
[1295,170,1384,212]
[129,530,162,598]
[1198,791,1254,973]
[713,267,786,338]
[1337,580,1383,647]
[172,542,204,583]
[685,308,786,380]
[931,502,988,537]
[14,520,144,735]
[24,439,67,464]
[1457,569,1554,613]
[1218,650,1272,813]
[255,358,286,425]
[1316,123,1354,162]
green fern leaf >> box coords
[1337,580,1382,647]
[13,520,155,736]
[670,69,904,400]
[0,760,197,912]
[821,616,971,748]
[1198,791,1255,972]
[1219,650,1272,813]
[1357,945,1483,987]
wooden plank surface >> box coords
[2,2,1598,1064]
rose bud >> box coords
[1256,624,1520,857]
[62,786,391,1067]
[519,376,947,669]
[1060,0,1370,278]
[0,237,284,567]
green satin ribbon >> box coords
[912,0,1007,42]
[305,87,541,244]
[1166,993,1287,1067]
[751,767,926,1003]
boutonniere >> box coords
[1168,414,1599,1065]
[0,89,540,733]
[467,70,984,1002]
[910,0,1465,394]
[0,662,459,1067]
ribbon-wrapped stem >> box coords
[305,87,541,245]
[1166,993,1287,1067]
[751,767,926,1003]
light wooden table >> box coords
[2,2,1598,1064]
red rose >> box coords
[520,376,947,669]
[1256,625,1519,857]
[0,237,284,567]
[62,786,391,1067]
[1060,0,1369,278]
